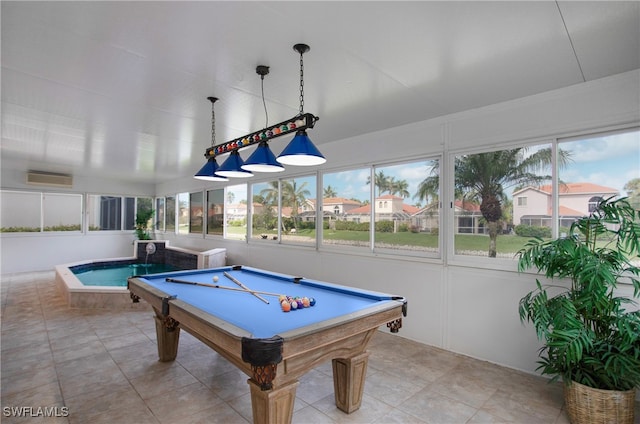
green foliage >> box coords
[135,209,154,240]
[335,220,369,231]
[375,220,394,233]
[514,224,552,239]
[1,225,82,232]
[517,197,640,391]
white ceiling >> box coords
[2,1,639,185]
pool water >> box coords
[72,263,182,287]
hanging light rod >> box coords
[205,112,318,159]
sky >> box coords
[225,129,639,205]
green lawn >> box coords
[245,227,537,255]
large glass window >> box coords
[1,191,83,233]
[373,160,440,255]
[252,181,278,241]
[455,144,553,258]
[322,168,370,249]
[225,184,247,240]
[558,129,640,231]
[42,193,82,232]
[206,189,224,236]
[280,175,316,245]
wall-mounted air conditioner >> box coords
[26,171,73,188]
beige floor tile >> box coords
[2,274,638,424]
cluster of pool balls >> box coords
[210,118,307,156]
[279,295,316,313]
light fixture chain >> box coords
[211,102,216,147]
[299,51,304,114]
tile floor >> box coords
[1,272,635,423]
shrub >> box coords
[514,224,551,238]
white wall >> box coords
[2,70,638,377]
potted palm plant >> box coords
[517,197,640,424]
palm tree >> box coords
[367,171,392,197]
[389,178,410,198]
[414,160,439,206]
[324,185,338,198]
[281,180,311,230]
[417,148,570,257]
[259,182,279,208]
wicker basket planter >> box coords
[564,381,636,424]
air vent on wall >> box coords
[26,171,73,188]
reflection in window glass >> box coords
[558,129,640,232]
[207,189,224,236]
[252,181,278,241]
[87,195,122,231]
[373,160,440,255]
[225,184,247,240]
[189,192,203,234]
[43,193,82,232]
[177,193,189,235]
[456,144,553,258]
[0,191,41,232]
[280,175,316,245]
[166,196,176,232]
[322,168,370,249]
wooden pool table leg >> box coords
[332,351,370,413]
[153,308,180,362]
[247,378,299,424]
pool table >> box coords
[127,265,407,424]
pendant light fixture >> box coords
[276,44,326,166]
[194,97,228,182]
[196,43,324,179]
[242,66,285,173]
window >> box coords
[372,160,439,255]
[124,197,136,231]
[87,195,122,231]
[155,197,165,232]
[322,168,370,249]
[1,191,83,233]
[251,181,278,241]
[189,192,203,234]
[165,196,176,232]
[206,189,224,236]
[455,144,552,258]
[280,175,316,245]
[558,129,640,229]
[177,193,189,235]
[42,193,82,232]
[224,184,247,240]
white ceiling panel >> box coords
[1,1,639,184]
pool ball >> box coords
[213,276,219,282]
[281,301,291,312]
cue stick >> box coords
[223,272,270,304]
[165,278,282,299]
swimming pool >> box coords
[71,262,182,287]
[55,241,227,308]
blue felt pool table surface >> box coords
[135,265,399,339]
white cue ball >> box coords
[213,276,219,282]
